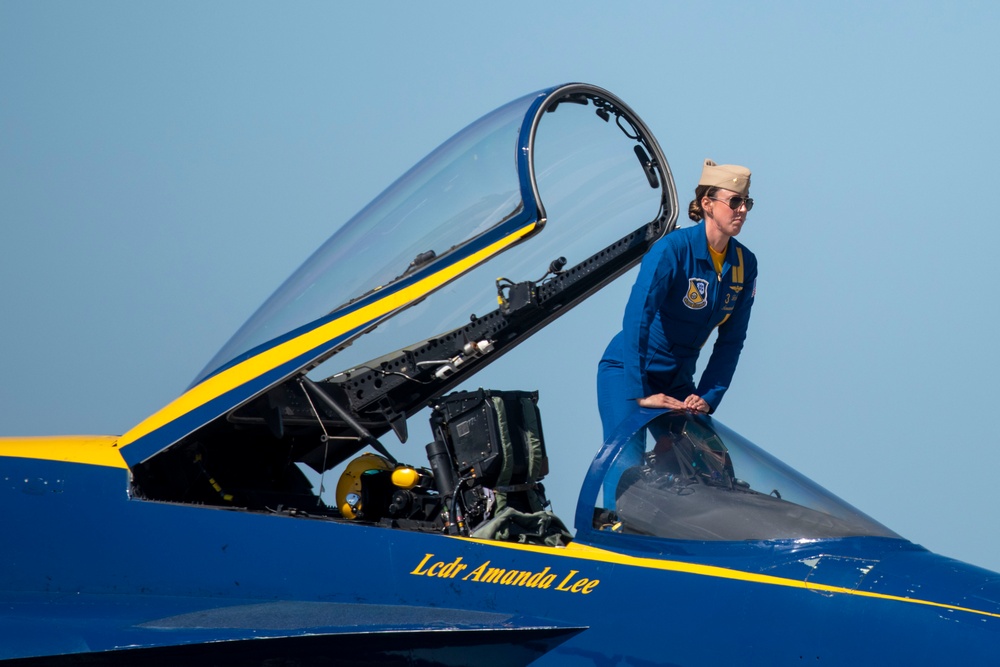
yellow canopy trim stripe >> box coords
[119,221,539,450]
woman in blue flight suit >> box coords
[597,159,757,503]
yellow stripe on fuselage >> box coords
[1,436,990,621]
[0,435,127,469]
[455,537,1000,620]
[118,222,539,452]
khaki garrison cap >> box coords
[699,159,751,196]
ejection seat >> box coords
[334,389,570,544]
[429,389,571,546]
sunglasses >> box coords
[707,195,754,211]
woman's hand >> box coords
[636,393,710,413]
[637,393,687,410]
[684,394,710,413]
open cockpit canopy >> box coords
[190,85,674,396]
[123,84,676,518]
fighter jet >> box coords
[1,83,997,666]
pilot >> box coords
[597,159,758,502]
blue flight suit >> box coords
[597,223,757,503]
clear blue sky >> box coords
[3,1,1000,572]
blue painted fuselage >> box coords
[3,453,997,665]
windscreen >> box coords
[595,412,900,541]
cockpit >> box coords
[121,83,902,554]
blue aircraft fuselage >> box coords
[3,447,998,665]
